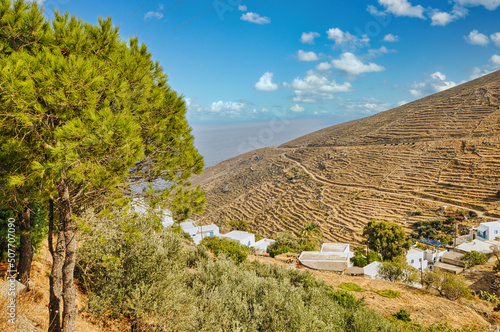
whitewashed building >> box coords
[221,231,255,247]
[298,243,354,272]
[476,221,500,241]
[180,221,220,245]
[252,238,275,252]
[406,248,428,271]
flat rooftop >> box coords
[321,243,349,253]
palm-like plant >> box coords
[300,222,323,247]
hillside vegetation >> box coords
[192,71,500,244]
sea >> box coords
[191,118,332,168]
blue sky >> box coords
[35,0,500,164]
[37,0,500,125]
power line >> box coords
[129,0,153,18]
[171,0,225,33]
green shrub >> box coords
[494,260,500,272]
[200,236,250,264]
[377,289,401,298]
[170,224,193,242]
[393,308,411,322]
[423,270,471,300]
[227,219,249,231]
[338,283,365,292]
[461,250,487,268]
[77,209,404,331]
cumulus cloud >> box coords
[464,30,489,46]
[290,104,305,113]
[383,34,399,42]
[297,50,319,61]
[240,12,271,24]
[368,46,396,58]
[378,0,425,18]
[332,52,385,76]
[430,6,468,26]
[238,4,247,11]
[326,28,370,50]
[491,54,500,67]
[409,72,457,97]
[287,71,353,103]
[254,72,279,91]
[454,0,500,10]
[210,101,246,115]
[300,32,320,44]
[491,32,500,47]
[316,62,333,71]
[367,4,387,17]
[398,100,408,106]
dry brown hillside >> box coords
[192,70,500,244]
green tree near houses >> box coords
[299,222,323,248]
[363,220,408,261]
[0,1,204,331]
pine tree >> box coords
[0,1,205,331]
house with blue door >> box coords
[476,221,500,241]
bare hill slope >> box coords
[192,70,500,244]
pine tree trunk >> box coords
[58,180,77,332]
[16,201,32,286]
[49,198,64,332]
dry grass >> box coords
[0,242,103,332]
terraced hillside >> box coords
[192,70,500,244]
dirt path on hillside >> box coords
[281,152,495,220]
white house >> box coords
[363,261,382,279]
[252,238,275,252]
[221,231,255,247]
[476,221,500,241]
[180,221,219,245]
[406,248,428,271]
[298,243,354,272]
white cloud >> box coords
[491,54,500,67]
[290,104,305,113]
[378,0,425,18]
[430,6,468,26]
[454,0,500,10]
[367,4,387,17]
[238,4,247,11]
[368,46,396,57]
[398,100,408,106]
[409,71,457,97]
[316,62,333,71]
[254,72,279,91]
[491,32,500,47]
[326,28,370,50]
[332,52,385,76]
[470,66,491,79]
[240,12,271,24]
[383,34,399,42]
[464,30,489,46]
[288,71,353,103]
[210,101,245,115]
[297,50,319,61]
[300,32,320,44]
[144,10,164,20]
